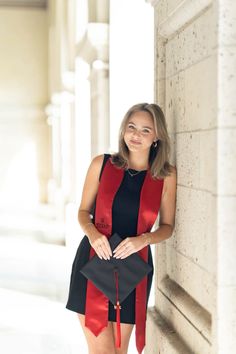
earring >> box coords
[153,140,158,148]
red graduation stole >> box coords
[85,157,164,353]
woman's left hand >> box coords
[113,235,148,259]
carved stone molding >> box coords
[146,307,193,353]
[159,275,211,341]
[76,23,109,64]
[146,0,159,7]
[157,0,212,38]
[0,0,47,7]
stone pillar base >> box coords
[145,307,193,354]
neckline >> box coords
[126,168,147,178]
[128,168,147,172]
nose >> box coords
[132,129,142,137]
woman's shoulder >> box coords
[91,153,111,165]
[90,153,111,180]
[162,164,177,195]
[91,153,104,164]
[164,163,177,181]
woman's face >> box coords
[123,111,158,153]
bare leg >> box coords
[112,322,134,354]
[77,313,117,354]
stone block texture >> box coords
[147,0,236,353]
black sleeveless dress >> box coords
[65,154,154,324]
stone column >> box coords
[46,0,76,217]
[76,22,110,158]
[65,1,110,248]
[145,0,231,353]
[216,1,236,352]
[90,60,109,156]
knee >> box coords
[115,348,128,354]
[89,349,116,354]
[88,343,116,354]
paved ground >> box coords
[0,287,87,354]
[0,205,138,354]
[0,286,137,354]
[0,231,87,354]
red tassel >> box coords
[115,301,121,348]
[114,269,121,348]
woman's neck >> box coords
[128,152,149,170]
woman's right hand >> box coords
[88,233,112,260]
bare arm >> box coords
[78,154,112,260]
[147,164,177,245]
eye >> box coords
[142,129,151,134]
[127,124,135,130]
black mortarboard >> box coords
[80,232,152,347]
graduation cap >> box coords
[80,232,152,347]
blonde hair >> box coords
[110,103,172,179]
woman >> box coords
[66,103,177,354]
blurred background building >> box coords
[0,0,235,353]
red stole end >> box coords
[85,157,164,353]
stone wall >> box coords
[146,0,236,353]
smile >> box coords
[130,140,142,145]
